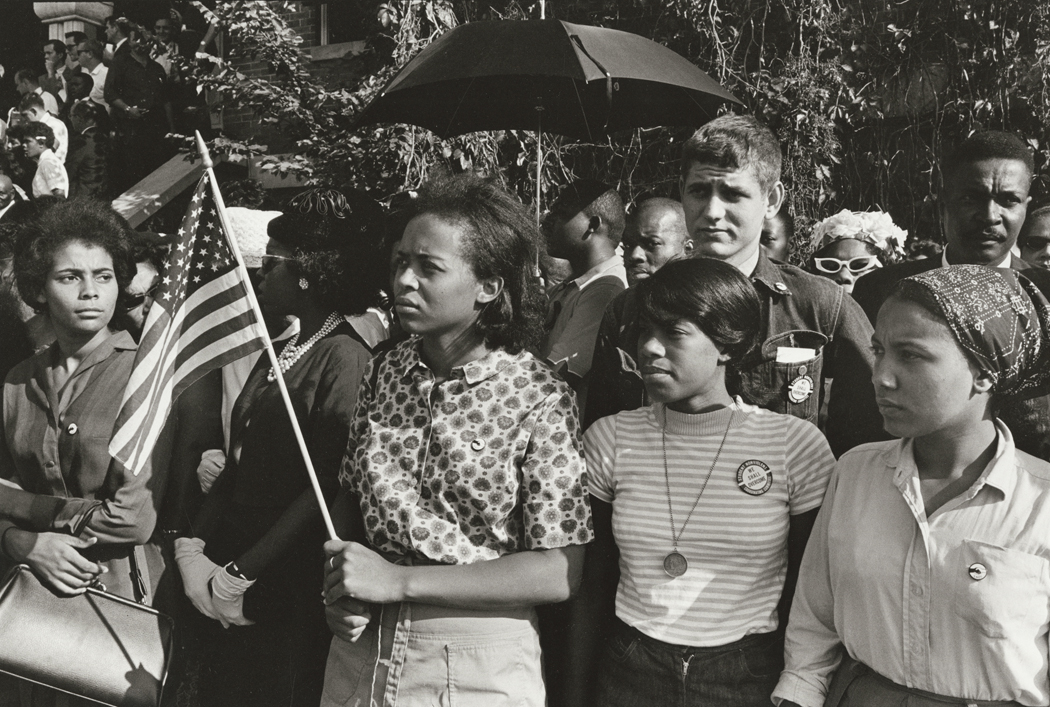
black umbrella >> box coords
[357,19,742,141]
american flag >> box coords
[110,175,267,475]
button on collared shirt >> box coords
[340,338,593,565]
[774,421,1050,707]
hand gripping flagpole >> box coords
[195,131,339,541]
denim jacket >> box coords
[584,254,878,456]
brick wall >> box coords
[221,3,321,148]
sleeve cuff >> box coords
[772,673,827,707]
[52,498,103,535]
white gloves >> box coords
[174,537,222,620]
[210,566,255,628]
[196,449,226,494]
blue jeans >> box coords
[596,619,782,707]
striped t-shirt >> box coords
[584,399,835,646]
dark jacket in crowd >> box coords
[849,254,1050,461]
[585,253,879,457]
[66,127,109,199]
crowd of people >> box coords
[0,11,214,206]
[2,83,1050,707]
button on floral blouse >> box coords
[339,337,593,564]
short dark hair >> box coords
[267,188,388,316]
[79,39,104,61]
[67,74,93,101]
[1019,205,1050,247]
[129,233,167,273]
[18,93,45,114]
[70,98,106,125]
[637,257,761,363]
[22,121,56,151]
[44,40,66,59]
[552,180,626,244]
[13,69,37,87]
[943,131,1035,185]
[65,31,89,46]
[681,114,782,193]
[769,203,794,235]
[106,16,133,37]
[406,173,547,353]
[13,199,135,313]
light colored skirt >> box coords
[320,601,545,707]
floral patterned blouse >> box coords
[339,337,593,565]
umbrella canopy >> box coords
[355,19,742,141]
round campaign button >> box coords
[737,460,772,496]
[66,423,79,435]
[968,563,988,581]
[788,374,814,404]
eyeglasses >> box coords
[125,282,160,309]
[259,254,293,272]
[813,255,882,275]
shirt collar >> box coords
[570,255,627,290]
[886,418,1018,502]
[89,63,105,76]
[750,252,792,296]
[399,337,520,386]
[941,247,1013,270]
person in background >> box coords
[20,93,68,163]
[574,258,835,707]
[849,131,1050,460]
[584,115,878,458]
[63,31,88,71]
[76,40,109,113]
[105,15,133,64]
[66,100,109,200]
[905,238,943,261]
[583,198,692,430]
[122,232,165,341]
[775,265,1050,707]
[22,122,67,200]
[13,69,59,117]
[1019,205,1050,270]
[807,209,906,295]
[320,174,591,707]
[623,198,693,287]
[761,204,793,262]
[40,40,73,105]
[104,23,173,190]
[175,189,388,707]
[541,180,627,412]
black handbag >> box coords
[0,564,174,707]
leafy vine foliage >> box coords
[187,0,1050,262]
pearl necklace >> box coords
[267,312,342,382]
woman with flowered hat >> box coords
[775,265,1050,707]
[808,209,907,294]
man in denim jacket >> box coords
[585,115,880,457]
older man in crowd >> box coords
[849,130,1050,459]
[76,39,110,112]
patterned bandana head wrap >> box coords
[901,265,1050,400]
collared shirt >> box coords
[542,255,627,381]
[340,337,593,564]
[40,112,68,163]
[774,422,1050,707]
[738,246,761,277]
[941,247,1012,269]
[32,86,59,116]
[31,148,68,198]
[87,62,110,110]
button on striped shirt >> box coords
[584,400,835,646]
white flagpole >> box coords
[195,131,339,541]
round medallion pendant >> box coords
[663,551,688,578]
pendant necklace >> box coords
[662,408,735,578]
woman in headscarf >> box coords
[774,265,1050,707]
[807,209,906,294]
